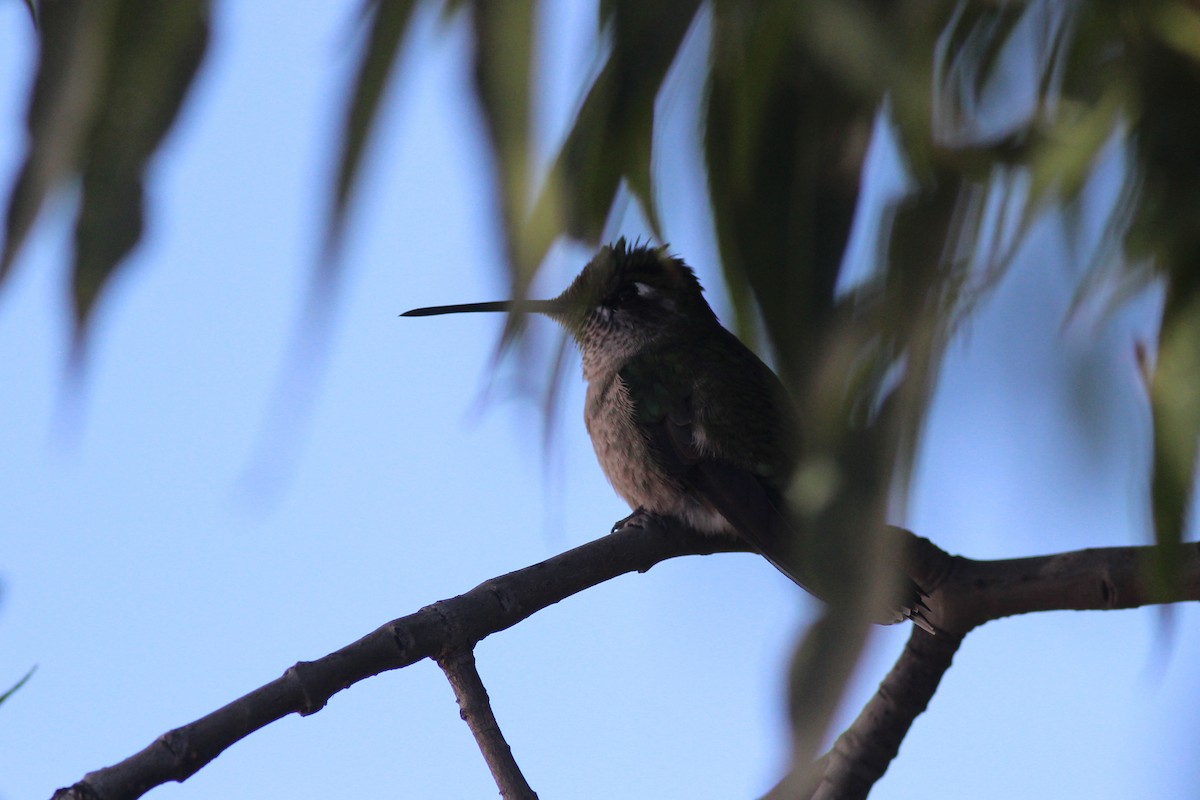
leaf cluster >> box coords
[6,1,1200,793]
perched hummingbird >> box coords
[403,240,928,630]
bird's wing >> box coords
[622,359,932,631]
[618,353,809,582]
[667,411,931,630]
[649,388,814,588]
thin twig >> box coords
[439,649,538,800]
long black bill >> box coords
[401,299,558,317]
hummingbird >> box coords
[403,240,929,630]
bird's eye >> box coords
[604,283,638,308]
[604,281,654,309]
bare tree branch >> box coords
[791,536,1200,799]
[807,628,964,800]
[438,649,538,799]
[917,536,1200,633]
[50,522,740,800]
[50,527,1200,800]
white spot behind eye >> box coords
[637,281,677,314]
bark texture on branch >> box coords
[50,526,1200,800]
[50,523,740,800]
[439,649,538,799]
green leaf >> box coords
[2,0,119,283]
[326,0,420,263]
[876,174,972,505]
[1,0,210,353]
[705,1,873,383]
[1026,87,1125,208]
[1125,12,1200,574]
[524,0,699,277]
[470,0,534,282]
[1149,294,1200,566]
[69,0,210,346]
[0,666,36,708]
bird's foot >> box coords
[611,507,664,534]
[906,597,938,636]
[900,582,938,635]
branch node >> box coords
[486,581,521,615]
[1100,574,1118,608]
[428,599,469,651]
[50,784,99,800]
[389,619,416,656]
[285,660,327,716]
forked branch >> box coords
[50,527,1200,800]
[438,649,538,799]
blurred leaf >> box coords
[2,0,117,282]
[0,666,36,708]
[1150,298,1200,564]
[1026,88,1125,208]
[876,173,973,506]
[523,0,699,283]
[1,0,209,353]
[470,0,533,275]
[440,0,468,21]
[932,1,1035,148]
[1125,10,1200,567]
[765,608,869,798]
[22,0,39,26]
[702,3,949,780]
[775,423,902,785]
[705,0,889,384]
[70,0,210,345]
[327,0,420,263]
[1154,1,1200,61]
[919,2,1090,192]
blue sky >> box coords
[1,3,1197,799]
